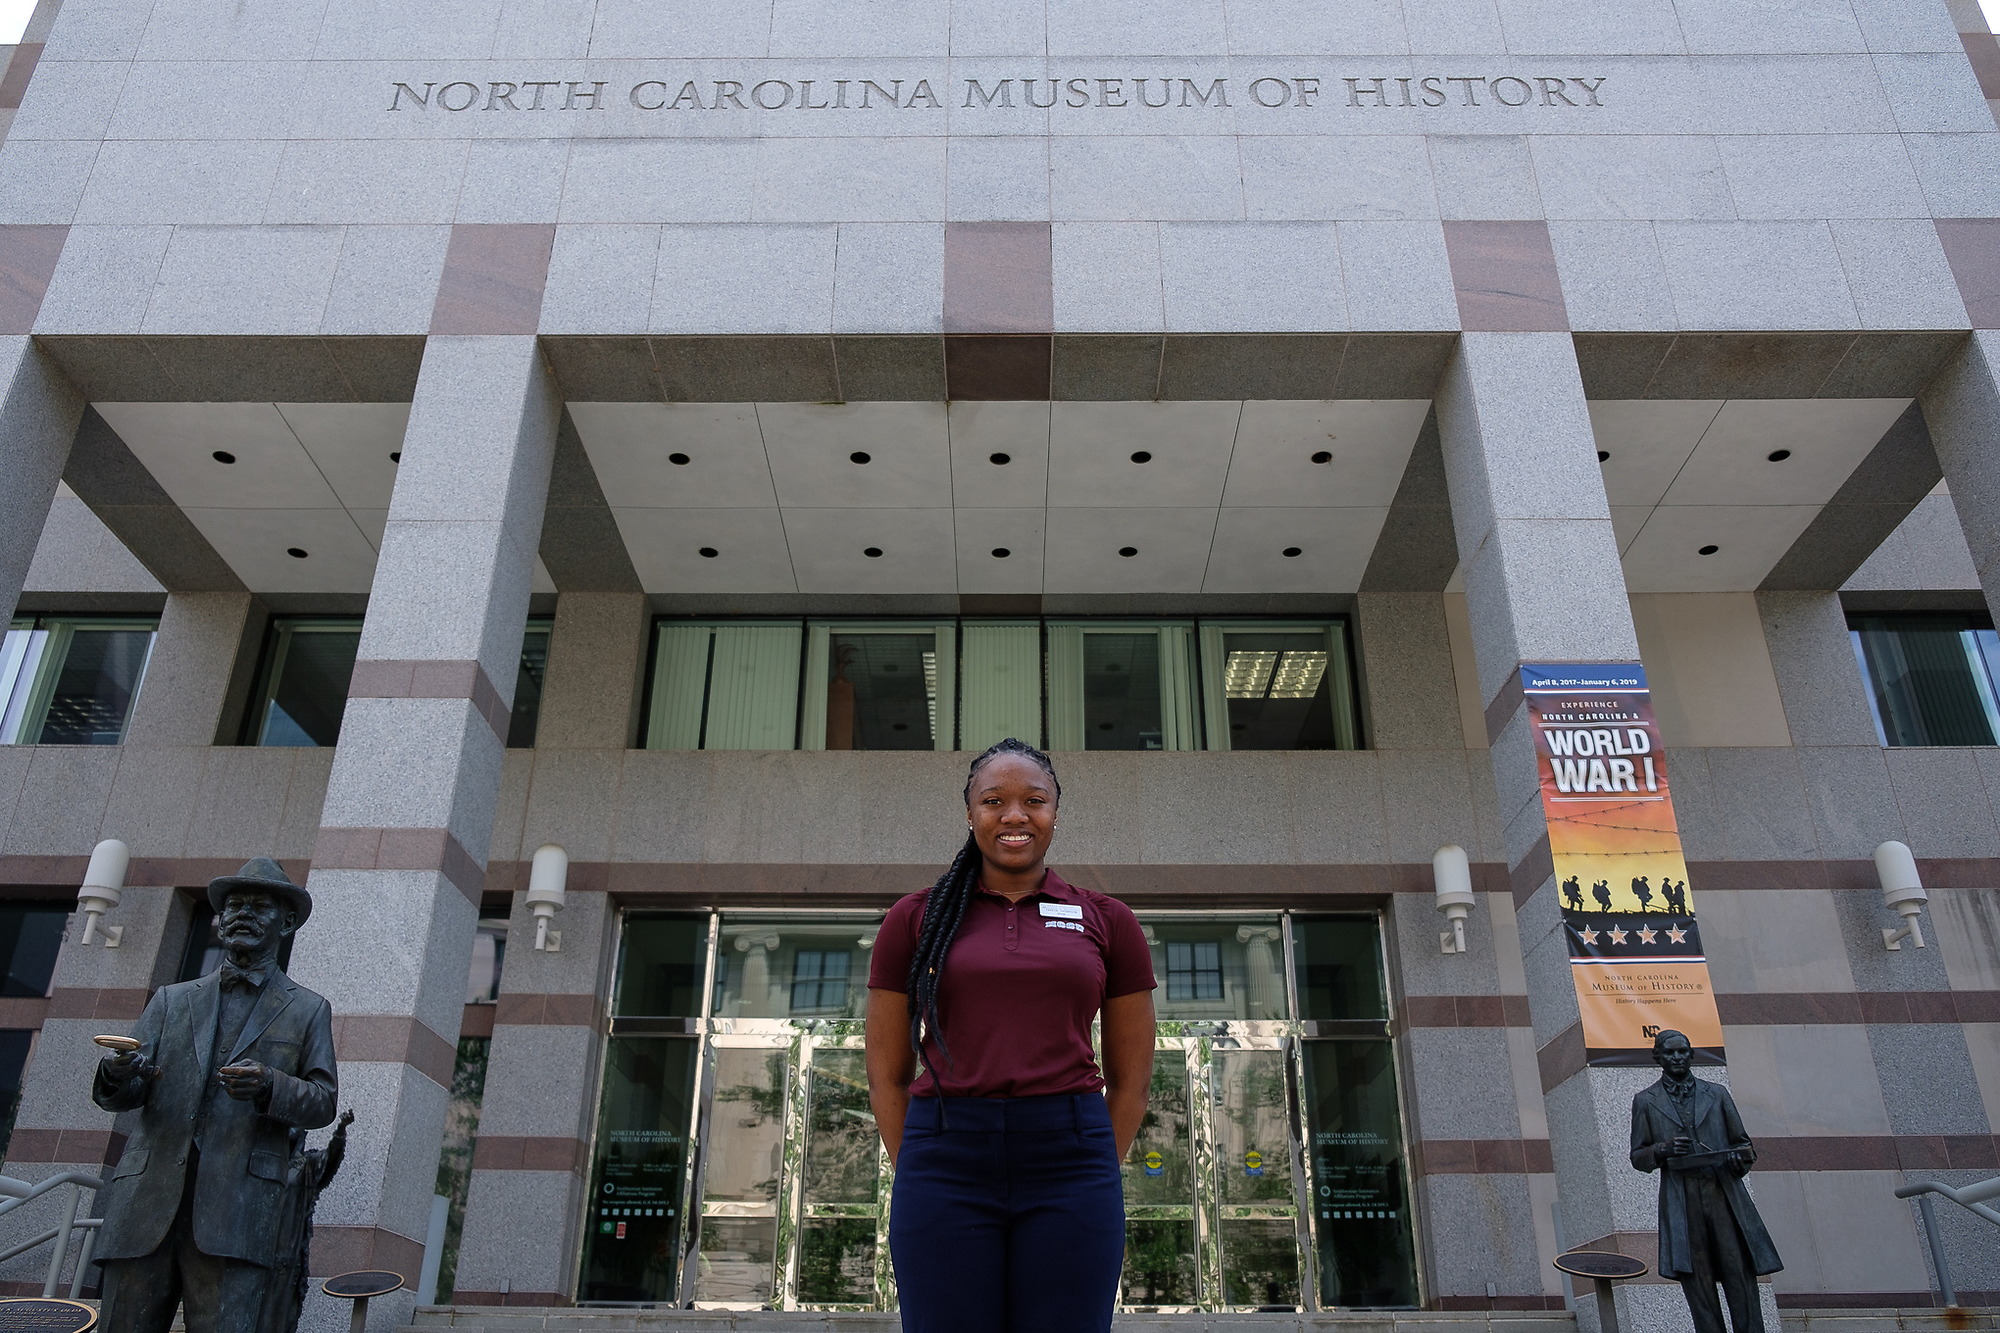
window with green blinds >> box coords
[641,617,1359,753]
[645,622,803,751]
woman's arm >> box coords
[865,988,918,1166]
[1100,989,1157,1161]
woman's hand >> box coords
[865,988,917,1167]
[1100,990,1157,1161]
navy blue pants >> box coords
[889,1092,1126,1333]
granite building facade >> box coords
[3,0,2000,1329]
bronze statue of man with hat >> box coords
[90,858,338,1333]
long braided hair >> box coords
[905,737,1062,1064]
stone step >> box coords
[402,1309,1576,1333]
[1783,1312,2000,1333]
[400,1308,2000,1333]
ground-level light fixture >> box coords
[77,838,129,947]
[525,843,569,952]
[1434,844,1476,955]
[1876,840,1928,951]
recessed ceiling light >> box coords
[1597,450,1609,462]
[1767,449,1790,462]
[1698,544,1719,555]
[864,547,883,558]
[212,450,236,464]
[286,547,308,559]
[1130,451,1151,464]
[991,547,1011,558]
[850,451,871,464]
[1282,547,1302,557]
[1118,546,1138,557]
[389,451,401,463]
[989,452,1011,465]
[698,547,718,558]
[1310,451,1332,464]
[669,453,690,466]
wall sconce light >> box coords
[1876,840,1928,951]
[524,844,568,952]
[1434,844,1476,955]
[77,839,129,948]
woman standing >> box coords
[866,738,1157,1333]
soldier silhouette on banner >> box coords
[1592,880,1614,913]
[1664,879,1690,916]
[1562,877,1585,912]
[1632,875,1655,913]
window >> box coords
[642,617,1359,753]
[249,619,361,746]
[249,617,553,748]
[1145,917,1286,1020]
[802,623,955,751]
[646,622,803,750]
[508,620,553,748]
[1165,940,1224,1001]
[1046,623,1199,751]
[0,903,69,997]
[1851,612,2000,747]
[790,949,852,1012]
[959,621,1042,753]
[1199,622,1356,751]
[713,922,876,1020]
[0,617,156,745]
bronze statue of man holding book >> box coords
[1630,1030,1783,1333]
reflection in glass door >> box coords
[582,910,1419,1311]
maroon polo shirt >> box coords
[869,869,1155,1099]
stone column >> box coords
[0,336,84,627]
[288,336,558,1332]
[1919,329,2000,628]
[1437,333,1708,1333]
[120,592,255,748]
[450,591,647,1305]
[448,890,613,1306]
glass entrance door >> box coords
[580,910,1419,1312]
[1123,1023,1310,1311]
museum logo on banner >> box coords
[1521,664,1725,1068]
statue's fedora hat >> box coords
[207,857,312,926]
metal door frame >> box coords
[588,906,1411,1314]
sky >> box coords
[1,0,30,45]
[3,0,33,45]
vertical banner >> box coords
[1521,664,1725,1066]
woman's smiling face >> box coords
[967,752,1058,876]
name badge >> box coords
[1040,902,1082,919]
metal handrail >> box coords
[1895,1176,2000,1307]
[0,1171,105,1299]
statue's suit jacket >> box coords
[92,968,337,1267]
[1630,1076,1783,1280]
